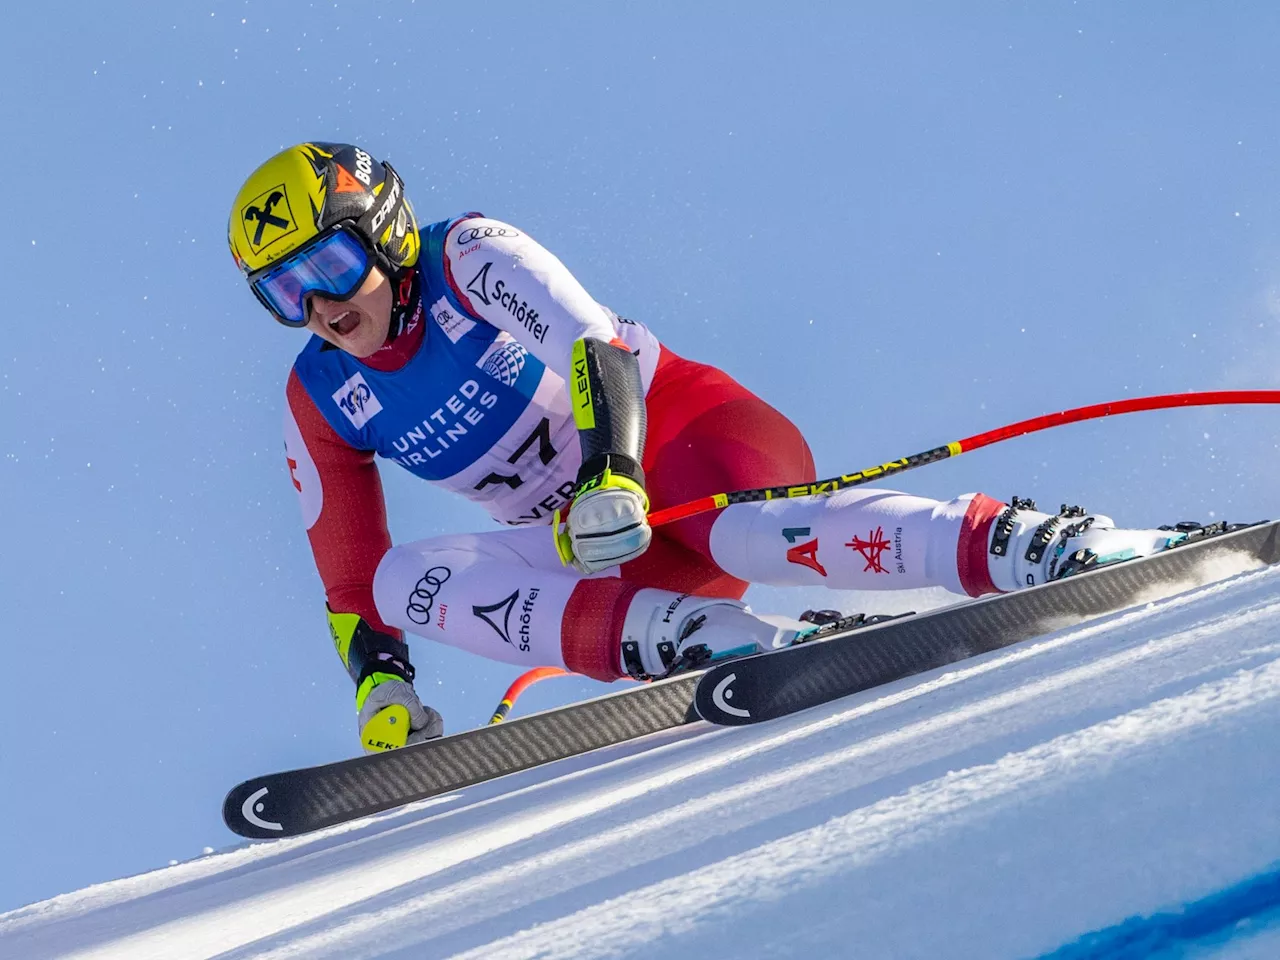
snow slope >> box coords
[5,565,1280,960]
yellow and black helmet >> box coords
[228,142,420,279]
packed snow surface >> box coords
[5,566,1280,959]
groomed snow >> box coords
[5,565,1280,959]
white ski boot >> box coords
[619,589,812,680]
[986,498,1192,592]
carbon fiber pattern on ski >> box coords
[695,520,1280,726]
[224,671,701,839]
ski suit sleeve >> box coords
[440,217,647,487]
[284,369,401,639]
[440,217,619,380]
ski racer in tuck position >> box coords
[228,142,1187,753]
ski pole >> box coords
[489,666,571,724]
[647,389,1280,528]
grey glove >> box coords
[357,676,444,754]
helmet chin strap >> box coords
[384,267,420,343]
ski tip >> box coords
[693,666,759,726]
[223,778,292,840]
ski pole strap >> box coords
[327,608,415,687]
[647,389,1280,529]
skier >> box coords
[229,142,1188,753]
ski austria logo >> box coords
[332,372,383,429]
[480,339,529,387]
[846,526,891,574]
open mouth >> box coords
[329,310,361,337]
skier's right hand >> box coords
[357,675,443,754]
[555,472,652,574]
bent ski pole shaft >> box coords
[647,389,1280,528]
[489,667,571,724]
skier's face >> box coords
[304,266,393,358]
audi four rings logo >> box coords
[406,566,451,624]
[456,224,520,245]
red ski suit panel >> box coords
[622,346,816,597]
[286,368,401,636]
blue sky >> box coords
[3,2,1279,911]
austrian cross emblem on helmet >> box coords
[239,183,298,255]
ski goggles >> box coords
[247,223,376,328]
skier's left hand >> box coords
[358,676,444,754]
[555,472,652,573]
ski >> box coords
[226,520,1279,839]
[224,668,705,839]
[694,520,1280,725]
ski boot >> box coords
[619,590,813,680]
[986,497,1203,591]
